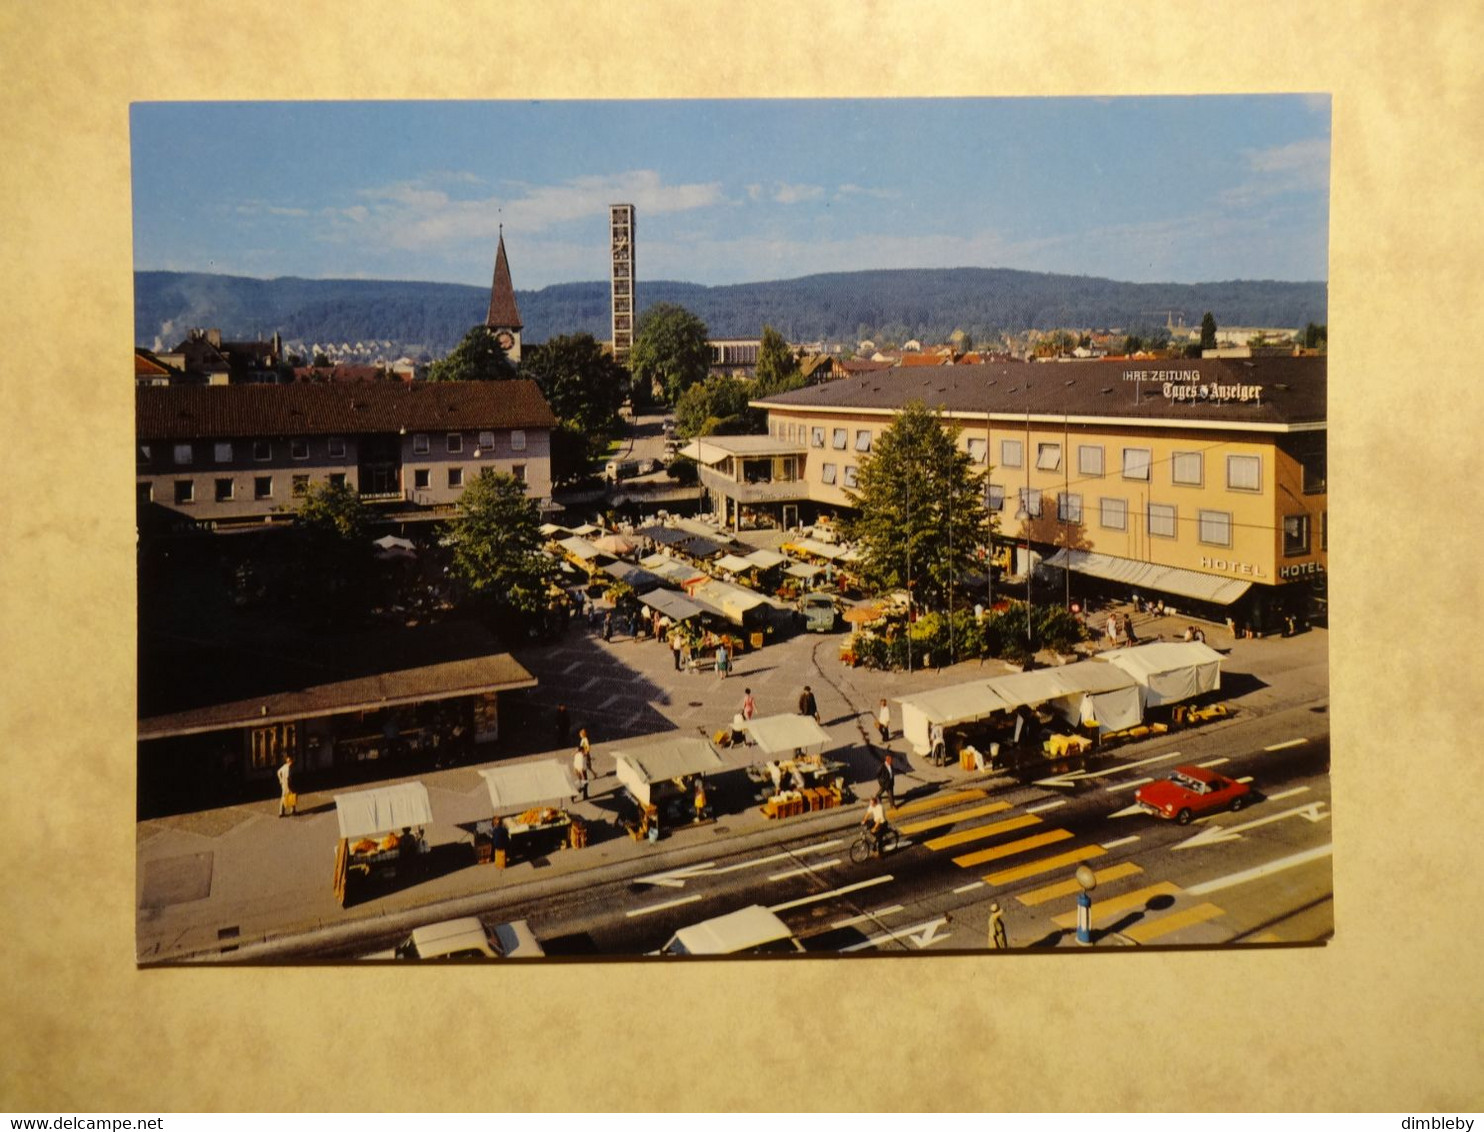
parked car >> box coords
[1135,765,1252,824]
[799,592,838,632]
[363,916,545,960]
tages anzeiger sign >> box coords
[1123,369,1263,404]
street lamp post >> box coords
[1075,863,1097,946]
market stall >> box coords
[612,735,726,842]
[1094,641,1224,707]
[741,713,850,818]
[331,781,434,907]
[898,681,1009,759]
[474,760,587,867]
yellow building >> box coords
[744,356,1326,629]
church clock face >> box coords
[495,330,515,350]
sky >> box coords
[130,97,1330,290]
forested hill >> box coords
[134,268,1327,356]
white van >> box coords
[605,459,641,482]
[364,916,545,961]
[659,905,803,956]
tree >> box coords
[443,470,556,626]
[674,375,752,437]
[426,324,516,383]
[842,401,991,614]
[630,303,711,405]
[1200,311,1219,351]
[520,333,626,483]
[291,481,374,624]
[1303,322,1327,351]
[754,325,803,398]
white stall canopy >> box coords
[334,781,434,840]
[744,549,789,571]
[1096,641,1224,706]
[897,682,1009,754]
[613,736,726,807]
[637,588,706,622]
[743,713,833,756]
[479,761,578,813]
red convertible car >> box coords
[1135,765,1252,824]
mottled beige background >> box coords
[2,0,1481,1113]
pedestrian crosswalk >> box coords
[896,790,1230,945]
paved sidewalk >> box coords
[135,604,1327,962]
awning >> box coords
[637,588,706,621]
[714,553,758,573]
[479,762,578,813]
[1044,549,1252,606]
[613,736,726,806]
[334,782,433,840]
[785,563,822,580]
[744,549,789,570]
[743,713,832,756]
[557,536,608,562]
[1095,641,1224,706]
[602,560,662,590]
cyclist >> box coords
[861,793,890,857]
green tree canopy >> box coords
[1200,311,1219,351]
[631,303,711,405]
[297,479,370,542]
[842,401,991,612]
[444,471,556,622]
[1303,322,1327,351]
[753,325,804,398]
[674,375,753,438]
[290,480,374,624]
[521,333,626,483]
[426,324,516,382]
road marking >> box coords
[1264,738,1309,751]
[1018,862,1143,906]
[1025,799,1068,814]
[954,881,985,894]
[1109,803,1146,819]
[1036,749,1188,788]
[1123,902,1224,943]
[634,841,844,887]
[925,813,1041,851]
[841,916,951,952]
[983,844,1106,886]
[1052,882,1182,929]
[1100,835,1140,850]
[1173,802,1329,850]
[888,789,988,819]
[1186,843,1334,896]
[952,828,1073,869]
[768,859,840,881]
[1265,786,1310,802]
[897,800,1012,836]
[625,894,702,918]
[768,874,893,912]
[830,905,904,929]
[633,862,718,888]
[1196,757,1230,768]
[1107,777,1154,792]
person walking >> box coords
[715,641,730,679]
[929,721,947,767]
[276,754,296,817]
[876,752,896,808]
[602,611,613,643]
[987,901,1009,950]
[798,685,819,723]
[741,687,756,722]
[573,729,593,801]
[1105,613,1119,648]
[875,698,891,743]
[1122,612,1137,647]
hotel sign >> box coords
[1123,369,1263,404]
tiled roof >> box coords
[135,349,172,377]
[899,353,953,367]
[753,355,1326,429]
[137,380,557,440]
[486,233,524,330]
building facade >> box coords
[136,381,558,528]
[610,203,636,364]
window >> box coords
[327,437,346,459]
[1122,447,1151,481]
[1198,510,1232,546]
[1000,439,1023,468]
[510,430,526,452]
[820,463,837,485]
[1283,514,1311,556]
[1171,451,1203,486]
[855,430,872,453]
[512,463,526,483]
[1227,454,1261,492]
[966,437,987,464]
[1057,492,1082,523]
[1301,448,1327,494]
[292,475,309,498]
[1016,487,1042,518]
[446,433,463,454]
[214,442,233,463]
[1078,445,1104,477]
[254,476,272,500]
[328,473,346,489]
[412,433,430,455]
[136,482,153,505]
[413,469,430,490]
[253,440,272,461]
[811,427,825,448]
[986,483,1005,512]
[1321,511,1328,552]
[173,443,193,466]
[215,478,234,503]
[1036,443,1062,471]
[448,467,464,488]
[843,466,858,489]
[174,479,194,504]
[1148,502,1177,539]
[832,428,848,450]
[291,439,309,460]
[478,431,496,451]
[137,445,152,467]
[1100,497,1127,530]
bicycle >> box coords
[849,823,900,863]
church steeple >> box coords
[485,228,523,364]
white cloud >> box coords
[1220,137,1330,206]
[836,183,900,201]
[773,182,826,204]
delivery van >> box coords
[605,459,641,482]
[658,905,804,956]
